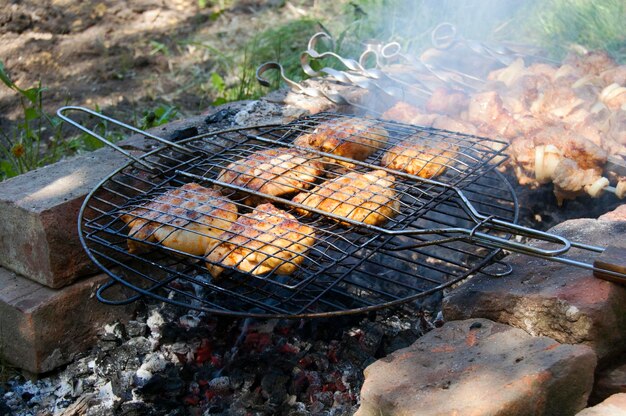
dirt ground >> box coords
[0,0,307,128]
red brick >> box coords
[0,147,129,288]
[0,266,134,373]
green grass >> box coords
[520,0,626,62]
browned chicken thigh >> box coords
[217,148,324,205]
[293,118,388,167]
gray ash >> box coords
[2,302,435,416]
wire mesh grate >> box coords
[79,112,517,318]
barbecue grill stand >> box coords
[58,106,626,318]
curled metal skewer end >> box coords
[359,40,402,68]
[256,61,309,94]
[303,32,366,75]
[255,61,353,106]
[307,31,335,53]
[431,22,458,50]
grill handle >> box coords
[391,216,625,283]
[466,217,626,284]
[56,106,192,171]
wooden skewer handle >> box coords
[593,245,626,284]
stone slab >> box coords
[0,266,134,374]
[443,218,626,365]
[356,318,596,416]
[577,393,626,416]
[600,204,626,221]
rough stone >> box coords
[356,318,597,416]
[599,204,626,221]
[576,393,626,416]
[443,219,626,364]
[0,266,134,373]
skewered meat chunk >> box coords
[534,127,608,171]
[466,91,520,139]
[216,148,324,205]
[293,117,388,166]
[600,66,626,87]
[425,87,469,116]
[205,203,315,278]
[381,136,459,179]
[509,126,608,187]
[382,101,438,126]
[292,170,400,226]
[564,50,617,77]
[121,183,238,255]
[552,158,608,204]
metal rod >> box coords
[57,106,196,171]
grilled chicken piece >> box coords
[121,183,238,255]
[381,136,458,179]
[293,118,388,167]
[292,170,400,226]
[205,203,315,278]
[216,148,324,205]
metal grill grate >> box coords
[75,112,518,318]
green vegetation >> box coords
[0,61,67,180]
[0,61,178,180]
[1,0,625,180]
[521,0,626,62]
